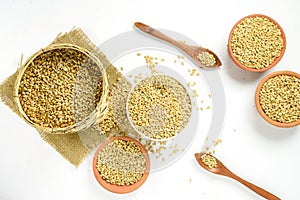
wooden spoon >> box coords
[195,153,280,200]
[134,22,222,68]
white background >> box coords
[1,0,300,199]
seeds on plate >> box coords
[201,154,217,169]
[143,55,158,73]
[259,74,300,123]
[214,139,222,147]
[188,68,199,76]
[96,139,146,186]
[128,75,192,140]
[197,51,216,67]
[230,16,284,69]
[18,48,103,129]
[187,82,196,87]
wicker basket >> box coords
[14,43,109,134]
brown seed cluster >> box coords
[128,75,191,140]
[230,16,284,69]
[188,68,200,76]
[201,154,217,169]
[197,52,216,67]
[96,139,146,186]
[259,75,300,123]
[143,55,158,74]
[18,48,103,129]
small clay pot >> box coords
[228,14,286,72]
[92,136,150,194]
[255,71,300,128]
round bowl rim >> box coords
[92,136,150,194]
[228,14,286,73]
[255,70,300,128]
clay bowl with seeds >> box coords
[228,14,286,72]
[255,71,300,128]
[92,136,150,194]
[126,74,192,141]
[14,44,108,134]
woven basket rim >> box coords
[14,43,109,134]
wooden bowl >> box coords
[255,71,300,128]
[228,14,286,72]
[92,136,150,194]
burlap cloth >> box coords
[0,28,123,166]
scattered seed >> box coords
[193,90,199,97]
[189,68,197,76]
[214,139,222,147]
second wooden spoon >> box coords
[134,22,222,68]
[195,153,280,200]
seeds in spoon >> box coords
[197,52,216,67]
[201,154,217,169]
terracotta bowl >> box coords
[228,14,286,72]
[92,136,150,194]
[255,71,300,128]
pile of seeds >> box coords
[259,74,300,123]
[201,154,217,169]
[197,52,216,67]
[230,16,284,69]
[18,48,103,129]
[96,139,146,186]
[128,75,192,140]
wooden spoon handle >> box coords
[229,172,280,200]
[134,22,194,55]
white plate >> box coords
[98,29,225,172]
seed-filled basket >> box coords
[14,43,109,134]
